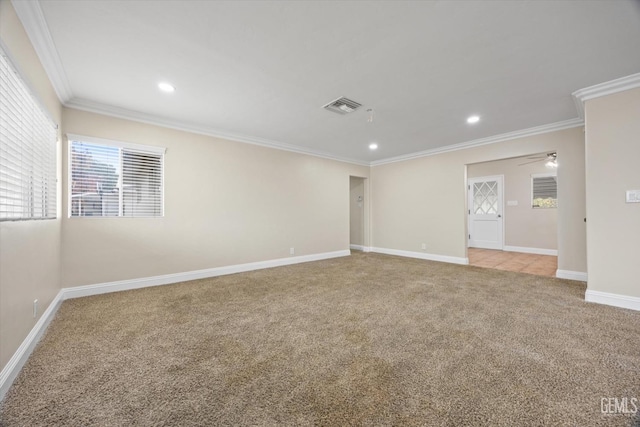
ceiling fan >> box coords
[518,152,557,168]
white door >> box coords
[468,175,503,250]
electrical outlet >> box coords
[33,299,38,318]
[421,243,426,250]
[290,247,295,255]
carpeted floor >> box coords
[1,252,639,426]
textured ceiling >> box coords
[26,1,640,163]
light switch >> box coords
[626,190,640,203]
[507,200,518,206]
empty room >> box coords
[1,0,640,425]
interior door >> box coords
[468,175,503,250]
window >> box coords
[472,180,499,214]
[69,135,165,217]
[0,47,57,221]
[532,173,557,209]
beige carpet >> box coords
[1,252,639,426]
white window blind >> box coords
[69,136,164,217]
[532,174,557,209]
[0,47,57,221]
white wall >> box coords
[61,108,369,287]
[0,0,62,370]
[371,127,586,272]
[349,177,365,247]
[468,155,558,251]
[585,87,640,299]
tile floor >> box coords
[467,248,557,277]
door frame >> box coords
[349,175,370,252]
[467,174,505,250]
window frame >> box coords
[531,172,557,209]
[67,134,166,219]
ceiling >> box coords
[17,0,640,164]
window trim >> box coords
[67,134,166,219]
[531,172,557,209]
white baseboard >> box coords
[0,290,64,401]
[585,290,640,312]
[504,245,557,256]
[371,247,469,265]
[556,269,588,282]
[61,250,350,300]
[350,244,364,251]
[0,249,349,402]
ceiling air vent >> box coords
[322,97,362,115]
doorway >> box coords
[468,175,504,250]
[349,176,366,251]
[465,153,560,277]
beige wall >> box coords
[8,0,625,375]
[0,0,62,370]
[61,108,369,287]
[468,156,558,250]
[371,126,586,272]
[349,177,365,246]
[585,87,640,298]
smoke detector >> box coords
[322,96,362,115]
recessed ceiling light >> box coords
[467,115,480,124]
[158,82,175,93]
[369,143,378,150]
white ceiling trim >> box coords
[65,98,370,166]
[17,0,623,168]
[12,0,368,166]
[572,72,640,118]
[11,0,73,103]
[370,118,584,167]
[67,96,586,169]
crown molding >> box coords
[370,118,584,166]
[11,0,73,103]
[64,98,370,166]
[572,72,640,119]
[66,97,585,168]
[10,0,636,169]
[9,0,367,167]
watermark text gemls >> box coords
[601,397,638,415]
